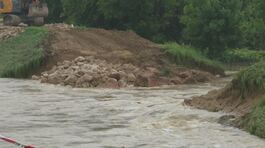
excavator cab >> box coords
[0,0,48,26]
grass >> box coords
[230,61,265,138]
[0,27,48,78]
[232,61,265,98]
[243,96,265,138]
[221,48,265,64]
[163,43,225,75]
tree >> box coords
[240,0,265,50]
[57,0,185,42]
[181,0,242,56]
[45,0,64,23]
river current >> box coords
[0,78,264,148]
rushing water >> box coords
[0,78,264,148]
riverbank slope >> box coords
[185,61,265,138]
[0,24,224,88]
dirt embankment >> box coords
[31,24,218,88]
[184,81,263,127]
[185,84,261,115]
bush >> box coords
[163,43,224,75]
[181,0,242,56]
[232,61,265,98]
[221,49,265,64]
[244,96,265,138]
[0,27,48,78]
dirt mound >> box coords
[0,26,24,41]
[36,24,216,88]
[184,84,262,116]
[45,25,163,67]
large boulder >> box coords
[99,78,119,88]
[64,74,78,86]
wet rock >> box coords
[170,77,182,85]
[135,74,149,87]
[182,76,197,84]
[127,73,136,82]
[32,75,40,80]
[64,75,78,85]
[147,77,160,87]
[118,79,127,88]
[40,77,48,83]
[76,74,93,87]
[100,78,119,88]
[193,71,213,82]
[37,56,215,88]
[218,115,236,126]
[47,72,63,84]
[108,72,121,81]
[178,72,190,79]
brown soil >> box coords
[184,84,262,116]
[43,26,166,70]
[34,24,218,88]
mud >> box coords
[185,83,262,116]
[33,24,219,88]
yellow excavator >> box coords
[0,0,48,26]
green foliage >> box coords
[221,49,265,63]
[47,0,185,43]
[244,96,265,138]
[45,0,265,57]
[163,43,224,75]
[0,27,48,78]
[232,61,265,98]
[45,0,64,23]
[240,0,265,50]
[181,0,242,56]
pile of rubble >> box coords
[0,26,24,41]
[33,56,214,88]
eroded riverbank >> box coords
[0,78,264,148]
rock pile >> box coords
[0,26,24,41]
[34,56,214,88]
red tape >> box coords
[0,135,35,148]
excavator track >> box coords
[3,14,21,26]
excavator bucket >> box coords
[28,2,48,17]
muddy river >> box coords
[0,78,264,148]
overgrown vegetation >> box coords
[232,61,265,98]
[0,27,48,78]
[243,96,265,138]
[163,43,224,75]
[181,0,242,56]
[45,0,185,43]
[221,49,265,64]
[45,0,265,57]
